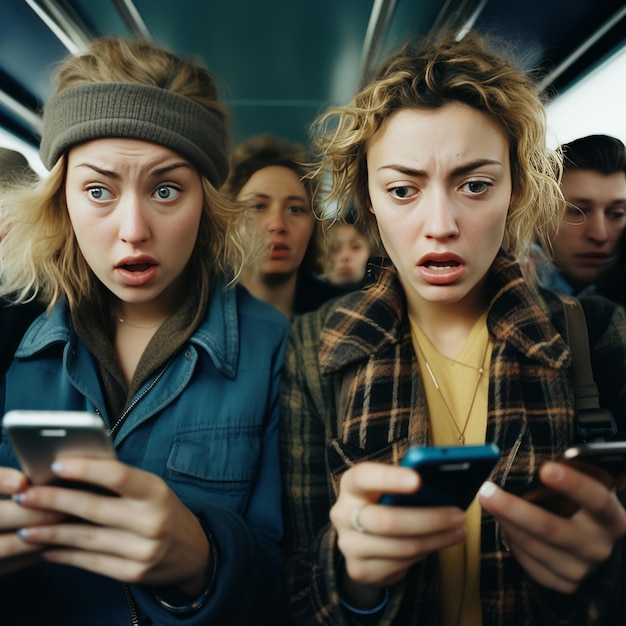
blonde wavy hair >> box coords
[311,32,564,266]
[0,37,249,310]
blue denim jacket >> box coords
[0,284,289,626]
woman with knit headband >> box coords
[0,37,288,625]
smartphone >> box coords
[379,443,500,509]
[523,441,626,517]
[3,410,116,486]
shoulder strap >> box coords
[561,297,616,441]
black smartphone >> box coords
[379,443,500,509]
[523,441,626,517]
[3,410,116,486]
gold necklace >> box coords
[415,338,489,445]
[115,317,162,330]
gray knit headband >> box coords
[40,82,229,188]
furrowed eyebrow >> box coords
[76,163,119,179]
[451,159,502,177]
[75,162,191,178]
[378,159,503,177]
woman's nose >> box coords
[118,194,151,243]
[422,189,459,239]
[266,207,287,233]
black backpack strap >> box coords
[561,296,617,441]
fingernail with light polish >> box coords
[479,481,497,498]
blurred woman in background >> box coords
[225,134,342,319]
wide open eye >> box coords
[87,186,113,201]
[154,185,180,201]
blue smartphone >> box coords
[379,443,500,509]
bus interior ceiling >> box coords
[1,0,626,158]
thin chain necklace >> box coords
[115,317,162,330]
[415,336,489,445]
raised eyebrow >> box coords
[150,162,192,177]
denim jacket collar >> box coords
[16,285,242,380]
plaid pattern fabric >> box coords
[280,251,626,625]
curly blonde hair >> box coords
[0,37,249,310]
[311,32,564,265]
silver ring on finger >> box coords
[351,504,367,533]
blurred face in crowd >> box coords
[367,103,512,318]
[324,223,371,285]
[552,168,626,290]
[237,165,315,280]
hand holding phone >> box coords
[3,410,116,487]
[379,443,500,509]
[523,441,626,517]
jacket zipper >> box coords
[124,584,141,626]
[109,358,173,438]
[113,360,173,625]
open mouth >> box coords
[269,243,290,259]
[115,259,159,286]
[120,263,154,272]
[422,260,460,271]
[417,255,465,285]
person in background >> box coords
[585,229,626,308]
[321,213,374,290]
[0,36,288,625]
[224,134,343,319]
[279,32,626,625]
[537,134,626,294]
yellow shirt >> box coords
[409,315,491,626]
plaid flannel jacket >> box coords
[280,252,626,626]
